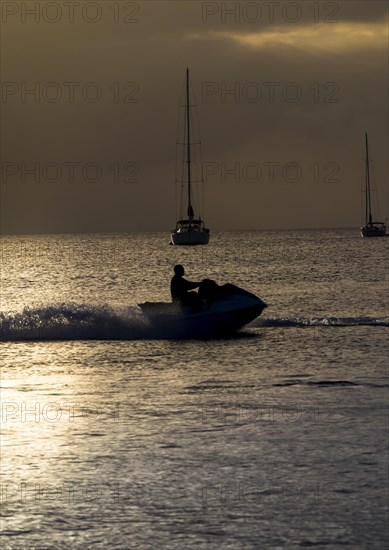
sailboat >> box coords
[171,68,210,245]
[360,133,387,237]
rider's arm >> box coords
[183,279,200,291]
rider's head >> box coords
[174,264,185,276]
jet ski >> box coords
[139,280,267,338]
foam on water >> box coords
[1,302,387,341]
[254,316,389,328]
[0,303,152,341]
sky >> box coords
[1,0,388,234]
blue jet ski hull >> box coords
[139,285,267,338]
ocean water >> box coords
[1,230,388,549]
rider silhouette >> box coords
[170,265,200,305]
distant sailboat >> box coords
[171,68,210,245]
[361,133,386,237]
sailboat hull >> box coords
[361,224,387,238]
[171,229,210,245]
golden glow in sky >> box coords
[192,21,388,52]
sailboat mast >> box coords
[186,68,193,220]
[365,133,372,225]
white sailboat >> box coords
[361,133,386,237]
[171,68,210,245]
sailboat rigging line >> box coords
[180,102,187,219]
[194,82,205,220]
[175,78,186,220]
[186,68,192,221]
[365,133,371,225]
